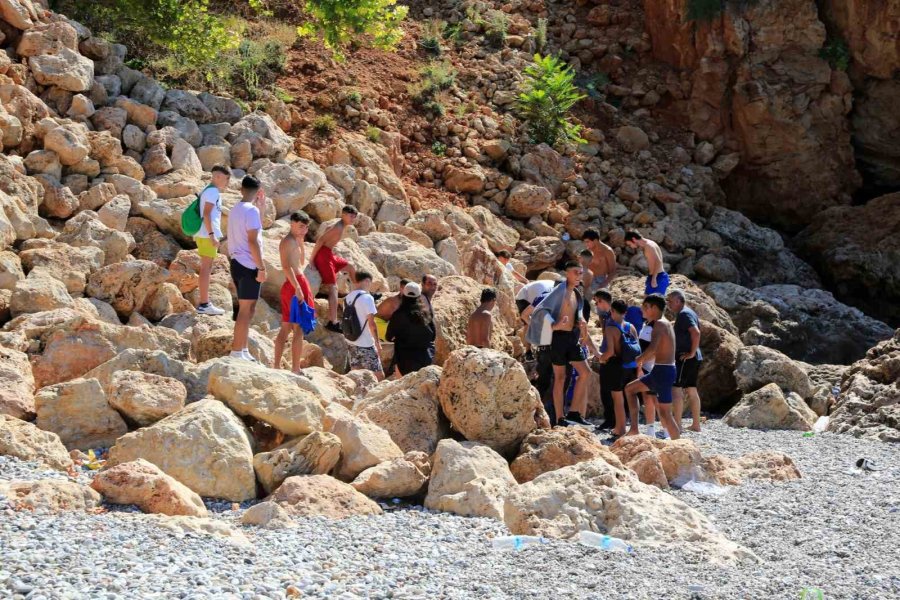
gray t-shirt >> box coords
[227,201,262,269]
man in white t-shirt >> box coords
[195,165,231,316]
[515,278,556,314]
[227,176,267,361]
[496,250,528,286]
[344,271,384,381]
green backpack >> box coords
[181,184,215,237]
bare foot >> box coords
[612,429,626,437]
[688,424,702,432]
[625,429,640,436]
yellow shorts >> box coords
[375,316,389,341]
[195,237,218,259]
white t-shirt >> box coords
[194,186,222,239]
[227,201,263,269]
[639,323,656,371]
[345,290,377,348]
[516,280,554,303]
[538,312,554,346]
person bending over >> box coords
[624,231,669,296]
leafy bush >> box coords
[420,19,445,56]
[274,88,296,103]
[820,37,851,71]
[535,18,548,55]
[420,61,457,93]
[410,61,456,117]
[686,0,723,22]
[484,10,509,48]
[366,126,382,142]
[431,141,447,156]
[443,23,463,47]
[297,0,408,60]
[345,90,363,105]
[312,114,337,137]
[517,54,586,146]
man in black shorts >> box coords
[589,299,639,437]
[667,289,703,433]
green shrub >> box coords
[686,0,723,22]
[820,37,851,71]
[312,114,337,137]
[484,10,509,48]
[366,126,382,142]
[443,23,463,46]
[345,90,363,105]
[409,60,457,114]
[297,0,408,60]
[274,87,296,103]
[535,18,548,55]
[420,19,444,55]
[431,141,447,156]
[517,54,586,146]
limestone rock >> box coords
[616,126,650,153]
[57,211,135,266]
[724,383,817,431]
[269,474,382,519]
[437,347,539,454]
[734,345,812,399]
[0,345,35,420]
[505,183,552,219]
[241,501,297,529]
[354,366,447,455]
[351,457,428,498]
[107,370,186,427]
[468,206,519,253]
[10,268,73,317]
[324,406,403,480]
[85,259,168,319]
[253,431,342,494]
[425,439,517,519]
[29,48,94,92]
[35,378,127,451]
[0,480,101,513]
[431,276,512,365]
[91,459,207,517]
[0,414,73,471]
[107,399,256,501]
[611,436,705,489]
[520,144,572,196]
[510,428,623,483]
[443,164,485,194]
[703,451,801,486]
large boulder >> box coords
[324,405,403,480]
[351,456,428,499]
[29,48,94,92]
[611,275,737,333]
[0,480,101,513]
[18,240,103,295]
[467,206,519,253]
[0,346,35,420]
[431,276,513,364]
[0,414,73,472]
[828,329,900,442]
[34,378,128,451]
[610,436,705,489]
[269,474,382,519]
[425,439,517,519]
[85,260,168,319]
[91,459,207,517]
[253,431,342,494]
[106,370,186,427]
[514,236,566,272]
[353,366,448,455]
[437,347,540,454]
[703,451,802,486]
[510,428,623,483]
[723,383,818,431]
[734,345,813,399]
[502,459,753,563]
[697,324,743,414]
[9,268,73,317]
[704,282,893,364]
[505,183,552,219]
[107,399,256,501]
[57,211,135,266]
[254,160,325,217]
[357,233,457,282]
[84,349,210,403]
[207,360,325,436]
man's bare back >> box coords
[466,308,493,348]
[318,221,344,249]
[650,318,676,365]
[643,240,664,277]
[376,293,402,320]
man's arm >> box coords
[684,326,700,360]
[599,326,618,363]
[366,313,381,356]
[202,200,217,242]
[583,322,601,360]
[310,223,332,259]
[605,248,617,281]
[247,229,267,282]
[280,239,303,299]
[512,270,528,285]
[636,322,661,366]
[521,304,535,327]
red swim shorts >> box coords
[313,246,348,285]
[280,275,314,322]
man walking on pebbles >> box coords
[625,231,669,296]
[312,205,358,332]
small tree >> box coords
[517,54,586,146]
[297,0,408,60]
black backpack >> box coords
[341,292,367,341]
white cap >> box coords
[403,282,422,298]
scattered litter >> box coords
[856,458,884,472]
[491,535,549,550]
[812,416,830,434]
[681,480,728,496]
[577,531,634,553]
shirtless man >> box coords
[466,288,496,348]
[376,279,410,322]
[550,261,592,427]
[581,229,617,292]
[624,231,669,296]
[274,212,314,372]
[624,294,679,439]
[312,205,358,332]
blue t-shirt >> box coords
[674,307,702,361]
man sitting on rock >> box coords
[466,288,496,349]
[312,205,358,332]
[625,294,679,439]
[274,211,314,373]
[667,289,704,433]
[227,176,267,361]
[581,228,618,292]
[624,231,669,296]
[195,165,231,316]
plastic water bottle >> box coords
[812,415,829,434]
[682,480,728,496]
[577,531,634,553]
[491,535,549,550]
[561,233,571,242]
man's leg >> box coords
[672,386,685,432]
[274,323,290,369]
[644,393,657,430]
[624,379,649,436]
[611,391,627,436]
[657,403,680,440]
[551,364,567,425]
[231,299,256,353]
[198,256,213,305]
[687,387,702,432]
[570,360,590,416]
[327,284,338,323]
[290,326,304,372]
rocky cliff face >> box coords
[643,0,860,232]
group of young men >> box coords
[192,171,702,437]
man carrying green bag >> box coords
[182,165,231,316]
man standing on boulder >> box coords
[274,211,314,373]
[624,294,679,439]
[466,288,496,349]
[345,271,384,381]
[667,289,704,433]
[581,229,618,292]
[527,261,592,428]
[312,205,358,332]
[624,231,669,296]
[227,176,267,361]
[195,165,231,316]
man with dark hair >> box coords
[195,165,232,316]
[496,249,528,285]
[312,205,358,332]
[624,231,669,296]
[584,289,615,430]
[590,299,640,437]
[581,229,618,291]
[624,294,679,439]
[274,211,313,373]
[527,261,591,427]
[667,289,703,433]
[345,270,384,380]
[227,176,267,361]
[466,288,496,348]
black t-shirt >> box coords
[386,306,436,350]
[674,307,702,360]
